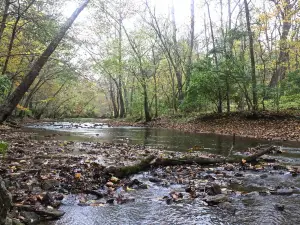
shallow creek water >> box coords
[25,121,300,225]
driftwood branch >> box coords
[108,145,277,178]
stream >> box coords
[24,121,300,225]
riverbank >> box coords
[0,125,220,224]
[1,121,300,224]
[110,111,300,142]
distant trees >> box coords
[0,0,299,122]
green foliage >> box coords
[0,141,8,155]
[0,75,11,103]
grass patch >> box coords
[0,141,8,155]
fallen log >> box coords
[107,145,277,178]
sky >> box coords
[63,0,195,26]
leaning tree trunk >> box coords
[0,177,12,224]
[0,0,90,123]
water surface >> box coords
[25,121,300,225]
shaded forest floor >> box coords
[110,111,300,142]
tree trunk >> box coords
[185,0,195,91]
[0,177,12,224]
[143,83,151,122]
[153,72,158,118]
[0,0,10,44]
[171,2,184,104]
[206,0,222,113]
[0,0,90,123]
[244,0,258,111]
[269,0,294,87]
[118,15,125,118]
[109,79,119,118]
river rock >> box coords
[35,208,65,218]
[149,177,162,183]
[206,183,222,196]
[41,179,60,191]
[274,203,284,211]
[219,202,236,214]
[260,174,268,179]
[270,188,294,195]
[20,211,40,224]
[204,194,228,205]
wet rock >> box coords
[35,208,65,218]
[258,190,270,196]
[20,211,40,224]
[128,179,141,187]
[260,174,268,179]
[234,172,244,177]
[274,203,284,211]
[270,188,294,195]
[41,179,60,191]
[204,194,228,205]
[149,177,162,183]
[203,174,216,180]
[117,197,135,204]
[5,218,12,225]
[86,190,104,199]
[106,198,114,204]
[273,165,287,170]
[103,166,117,174]
[206,183,222,196]
[12,218,23,225]
[219,202,236,214]
[224,164,235,171]
[244,191,259,197]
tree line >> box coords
[0,0,299,123]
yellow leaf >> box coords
[75,173,81,179]
[242,159,247,164]
[126,186,135,191]
[110,176,119,183]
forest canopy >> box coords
[0,0,299,122]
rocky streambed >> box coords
[1,122,300,225]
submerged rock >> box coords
[206,183,222,196]
[219,202,236,214]
[274,203,284,211]
[204,194,228,205]
[149,177,162,183]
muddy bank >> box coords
[110,112,300,142]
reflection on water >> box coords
[25,121,300,225]
[24,121,296,156]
